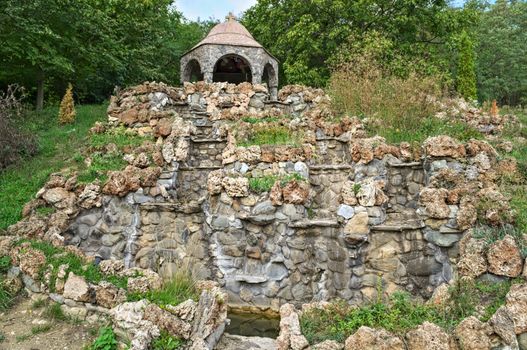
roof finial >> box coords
[226,12,236,22]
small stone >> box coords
[337,205,355,220]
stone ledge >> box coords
[387,161,422,168]
[371,220,425,232]
[233,275,268,284]
[309,164,353,171]
[140,202,202,213]
[190,138,227,143]
[288,219,339,228]
[179,165,223,171]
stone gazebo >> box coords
[180,13,279,98]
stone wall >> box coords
[14,82,522,313]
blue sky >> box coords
[178,0,257,21]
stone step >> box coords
[371,219,425,232]
[216,333,277,350]
[139,201,202,213]
[308,164,353,171]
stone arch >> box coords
[182,59,204,83]
[213,54,253,84]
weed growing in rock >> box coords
[127,272,197,307]
[248,175,278,193]
[152,330,184,350]
[238,125,303,147]
[0,256,10,274]
[35,206,55,217]
[89,326,118,350]
[473,225,527,257]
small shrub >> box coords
[127,271,198,307]
[152,331,184,350]
[249,175,278,193]
[35,206,55,217]
[0,85,37,169]
[89,126,150,149]
[89,327,118,350]
[473,225,527,257]
[279,173,305,187]
[44,302,67,321]
[58,83,76,124]
[0,282,14,311]
[31,323,52,335]
[31,298,47,309]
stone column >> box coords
[204,71,213,83]
[270,86,278,101]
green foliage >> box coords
[241,116,280,124]
[152,331,184,350]
[238,126,302,147]
[0,104,106,229]
[17,239,128,291]
[248,173,306,193]
[476,0,527,105]
[78,152,127,184]
[89,126,150,149]
[456,30,477,100]
[248,175,277,193]
[0,331,5,342]
[243,0,478,86]
[0,256,11,274]
[31,298,47,309]
[0,282,14,311]
[127,272,198,308]
[89,327,118,350]
[31,323,52,335]
[300,279,519,344]
[473,225,527,257]
[0,1,214,105]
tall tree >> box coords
[456,30,477,100]
[242,0,478,87]
[476,0,527,105]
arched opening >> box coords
[213,54,252,84]
[184,59,203,82]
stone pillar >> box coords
[270,86,278,101]
[204,71,213,83]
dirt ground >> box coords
[0,297,96,350]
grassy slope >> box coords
[0,104,107,230]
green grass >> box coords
[16,239,128,292]
[35,206,55,217]
[300,279,521,344]
[248,173,306,193]
[248,175,278,193]
[31,323,52,335]
[0,104,107,229]
[368,117,483,144]
[152,330,184,350]
[31,298,47,309]
[77,152,127,184]
[89,126,150,149]
[127,272,198,308]
[44,302,68,321]
[238,126,303,147]
[0,256,11,274]
[473,225,527,257]
[241,116,281,124]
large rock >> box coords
[276,304,309,350]
[103,166,142,197]
[126,269,163,294]
[189,287,228,350]
[143,303,192,339]
[10,245,46,280]
[282,180,310,205]
[111,300,160,350]
[344,212,370,237]
[63,272,91,302]
[222,176,249,197]
[406,322,454,350]
[42,187,76,209]
[95,281,127,309]
[505,283,527,334]
[344,326,404,350]
[423,135,466,159]
[419,188,450,219]
[490,306,519,349]
[454,316,493,350]
[457,231,487,278]
[216,333,278,350]
[207,169,224,195]
[78,183,102,209]
[487,235,523,277]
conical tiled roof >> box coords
[190,15,263,50]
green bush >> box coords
[238,125,303,147]
[456,30,477,100]
[89,327,118,350]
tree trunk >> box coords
[36,73,44,111]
